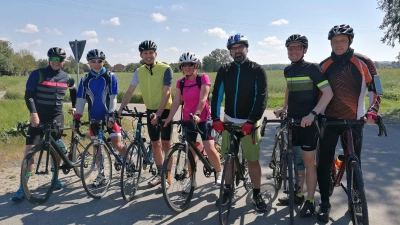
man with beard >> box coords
[211,33,268,212]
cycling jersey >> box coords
[25,66,76,115]
[131,62,172,110]
[320,48,381,119]
[76,69,118,120]
[284,60,329,119]
[211,59,268,122]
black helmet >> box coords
[227,33,249,50]
[86,49,106,60]
[285,34,308,47]
[47,47,66,59]
[138,40,157,53]
[328,24,354,40]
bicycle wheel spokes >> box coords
[80,142,112,199]
[121,143,142,202]
[272,135,284,190]
[219,154,236,225]
[71,133,91,178]
[21,145,57,204]
[349,161,369,225]
[161,145,195,212]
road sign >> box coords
[69,40,86,62]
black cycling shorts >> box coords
[292,125,318,151]
[26,114,64,145]
[146,109,172,141]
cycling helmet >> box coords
[285,34,308,47]
[227,33,249,50]
[179,52,199,64]
[86,49,106,60]
[328,24,354,40]
[47,47,66,59]
[138,40,157,53]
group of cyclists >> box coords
[11,23,383,223]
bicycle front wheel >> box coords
[348,160,369,225]
[80,141,112,199]
[219,153,236,225]
[70,132,91,178]
[121,142,142,202]
[161,144,195,212]
[21,144,58,204]
[272,134,284,190]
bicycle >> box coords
[218,122,253,225]
[321,116,387,225]
[160,115,220,212]
[18,98,89,204]
[260,114,320,225]
[119,106,155,202]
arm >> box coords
[195,84,209,115]
[211,66,225,120]
[68,75,77,114]
[275,87,289,118]
[163,83,182,125]
[118,69,138,114]
[155,68,173,116]
[75,77,86,118]
[248,67,268,122]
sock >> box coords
[253,188,260,199]
[306,198,314,203]
[216,171,222,178]
[157,165,162,176]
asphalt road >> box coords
[1,104,399,225]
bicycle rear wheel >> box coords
[121,142,142,202]
[219,153,236,225]
[287,153,295,225]
[80,141,112,199]
[21,144,58,204]
[70,132,91,178]
[348,160,369,225]
[161,144,195,212]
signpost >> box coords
[69,40,86,82]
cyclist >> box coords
[317,24,383,222]
[118,40,173,188]
[274,34,333,217]
[163,52,222,192]
[74,49,127,187]
[11,47,77,202]
[211,33,268,212]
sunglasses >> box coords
[89,59,104,64]
[50,57,63,62]
[230,45,246,52]
[182,63,195,67]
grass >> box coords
[1,69,399,162]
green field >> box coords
[1,69,399,162]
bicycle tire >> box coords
[272,134,284,190]
[287,153,295,225]
[80,141,112,199]
[219,153,236,225]
[161,144,196,212]
[348,160,369,225]
[21,144,58,204]
[121,141,142,202]
[70,132,91,178]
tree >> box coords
[374,61,381,69]
[125,63,141,72]
[13,49,37,75]
[0,40,15,75]
[201,48,231,72]
[104,61,112,70]
[378,0,400,47]
[37,59,48,68]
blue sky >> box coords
[1,0,399,66]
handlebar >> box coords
[260,115,321,138]
[166,114,203,135]
[223,121,259,144]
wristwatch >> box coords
[310,111,317,116]
[195,113,201,117]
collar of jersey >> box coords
[90,67,106,76]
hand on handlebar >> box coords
[150,113,160,125]
[30,113,39,127]
[301,113,315,128]
[365,112,377,124]
[212,119,224,132]
[274,109,287,118]
[242,121,254,136]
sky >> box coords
[1,0,399,67]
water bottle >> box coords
[56,139,67,154]
[145,142,154,164]
[196,142,207,157]
[334,155,344,169]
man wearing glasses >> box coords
[12,47,77,202]
[211,33,268,212]
[74,49,126,187]
[118,40,173,189]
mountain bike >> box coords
[119,106,155,202]
[321,116,387,225]
[161,115,219,212]
[261,115,320,225]
[218,122,253,225]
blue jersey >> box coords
[76,70,118,120]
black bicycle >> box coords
[119,106,155,202]
[19,98,89,204]
[218,122,253,225]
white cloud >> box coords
[271,19,289,26]
[258,36,284,47]
[171,4,183,10]
[82,30,98,37]
[205,27,229,39]
[166,26,170,30]
[204,42,207,45]
[155,5,163,9]
[44,27,62,35]
[112,53,130,58]
[0,37,9,41]
[87,38,99,44]
[15,24,39,33]
[19,39,42,48]
[182,28,189,32]
[107,38,122,43]
[101,17,121,25]
[133,41,141,45]
[32,51,40,55]
[164,47,179,52]
[152,13,167,22]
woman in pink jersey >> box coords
[163,52,222,193]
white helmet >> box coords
[179,52,199,64]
